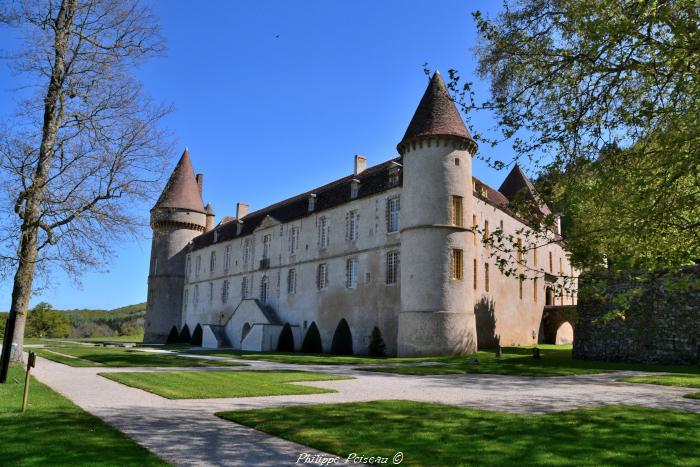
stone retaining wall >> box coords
[573,266,700,365]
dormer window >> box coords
[308,193,317,212]
[350,179,360,199]
[388,168,400,187]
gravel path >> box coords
[32,352,700,466]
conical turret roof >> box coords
[399,71,475,149]
[154,149,206,212]
[498,164,552,216]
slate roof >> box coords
[154,149,206,213]
[399,71,475,149]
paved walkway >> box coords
[32,352,700,466]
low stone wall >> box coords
[573,266,700,365]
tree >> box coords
[276,323,294,352]
[25,302,71,338]
[330,318,353,355]
[179,324,191,344]
[301,322,323,353]
[443,1,699,273]
[191,324,203,346]
[0,0,170,381]
[166,325,179,344]
[368,326,386,357]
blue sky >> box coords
[0,0,513,310]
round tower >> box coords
[397,72,479,357]
[144,149,208,343]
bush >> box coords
[368,326,386,357]
[331,318,353,355]
[277,323,294,352]
[166,325,179,344]
[191,324,203,346]
[26,302,71,338]
[179,324,191,343]
[301,322,323,353]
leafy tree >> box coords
[331,319,353,355]
[276,323,295,352]
[368,326,386,357]
[301,322,323,353]
[443,1,700,273]
[0,0,170,379]
[25,302,71,338]
[166,326,179,344]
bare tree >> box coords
[0,0,171,382]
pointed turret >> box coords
[204,202,215,232]
[154,149,206,213]
[398,71,477,154]
[498,164,552,216]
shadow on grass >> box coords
[218,400,700,466]
[34,346,242,367]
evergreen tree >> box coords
[179,324,191,344]
[277,323,295,352]
[191,324,203,346]
[166,326,179,344]
[301,322,323,353]
[368,326,386,357]
[331,319,353,355]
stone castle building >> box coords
[144,72,577,356]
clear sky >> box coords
[0,0,512,311]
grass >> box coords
[623,374,700,401]
[69,334,144,343]
[0,365,165,466]
[100,370,352,399]
[218,400,700,466]
[32,345,244,368]
[359,346,700,377]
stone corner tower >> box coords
[396,71,479,357]
[144,149,208,343]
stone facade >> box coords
[145,72,578,355]
[573,266,700,365]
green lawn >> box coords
[359,346,700,377]
[623,374,700,401]
[32,346,244,368]
[0,365,165,466]
[218,400,700,466]
[100,370,351,399]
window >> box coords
[533,248,538,269]
[262,234,272,260]
[224,245,231,272]
[386,251,400,285]
[533,277,538,302]
[451,249,463,280]
[351,181,360,199]
[317,263,328,290]
[195,255,201,277]
[346,258,358,288]
[186,256,191,279]
[549,251,553,273]
[318,217,329,248]
[484,263,490,292]
[287,268,296,294]
[499,219,504,231]
[473,258,477,289]
[222,279,230,304]
[483,220,489,241]
[559,257,563,274]
[516,238,523,263]
[451,196,463,227]
[194,284,200,307]
[473,215,477,246]
[260,276,268,303]
[209,282,214,305]
[387,196,400,233]
[288,226,299,254]
[388,169,400,187]
[346,210,359,241]
[183,289,188,313]
[210,251,216,273]
[243,239,251,265]
[519,277,523,300]
[454,157,460,166]
[241,276,249,299]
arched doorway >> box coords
[555,321,574,345]
[241,322,252,343]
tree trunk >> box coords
[0,0,77,378]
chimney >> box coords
[236,202,249,220]
[195,173,203,197]
[354,155,367,176]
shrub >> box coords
[166,325,180,344]
[179,324,191,343]
[368,326,386,357]
[26,302,71,338]
[331,318,353,355]
[301,322,323,353]
[191,324,203,346]
[277,323,295,352]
